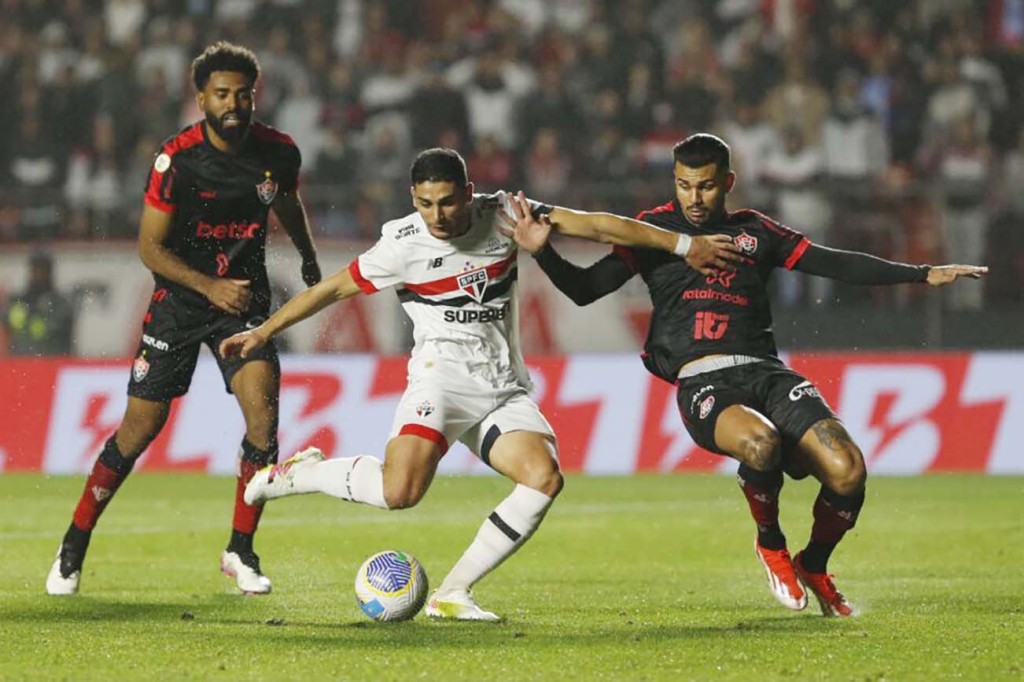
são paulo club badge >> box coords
[457,266,488,303]
[256,171,278,205]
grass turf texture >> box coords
[1,474,1021,681]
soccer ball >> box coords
[354,550,428,622]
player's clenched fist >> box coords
[219,329,267,359]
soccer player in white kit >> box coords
[220,148,741,620]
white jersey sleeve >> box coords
[349,228,407,294]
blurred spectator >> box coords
[924,116,992,310]
[275,79,325,171]
[516,63,582,153]
[762,126,832,307]
[409,63,470,150]
[523,128,572,202]
[467,134,515,191]
[719,98,781,207]
[450,44,530,149]
[763,56,830,146]
[823,69,888,189]
[2,251,75,356]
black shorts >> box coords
[127,290,277,402]
[676,358,836,456]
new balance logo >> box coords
[427,257,444,269]
[91,486,111,502]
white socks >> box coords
[292,456,389,509]
[437,483,554,594]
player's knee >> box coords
[523,467,563,498]
[740,427,782,471]
[825,447,867,496]
[382,479,427,510]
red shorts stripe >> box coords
[348,259,379,294]
[398,424,449,453]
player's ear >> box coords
[409,185,418,207]
[463,182,474,202]
[195,90,205,111]
[723,171,737,194]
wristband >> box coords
[672,233,692,257]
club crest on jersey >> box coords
[132,353,150,382]
[698,395,716,420]
[416,400,435,418]
[457,268,489,303]
[735,231,758,255]
[256,172,278,205]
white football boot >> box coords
[243,446,325,505]
[425,589,501,621]
[45,547,81,596]
[220,550,272,595]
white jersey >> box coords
[349,192,548,390]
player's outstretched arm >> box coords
[219,266,362,358]
[505,192,741,276]
[138,204,252,316]
[496,193,633,304]
[795,244,988,285]
[272,190,322,286]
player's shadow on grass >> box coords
[3,599,202,624]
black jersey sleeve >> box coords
[532,242,635,305]
[745,211,812,269]
[795,244,930,284]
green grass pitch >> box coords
[1,473,1021,681]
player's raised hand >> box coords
[685,235,743,276]
[497,190,551,254]
[301,258,322,287]
[219,329,267,359]
[204,278,252,316]
[926,264,989,285]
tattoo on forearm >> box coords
[812,420,852,451]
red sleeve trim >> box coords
[398,424,449,454]
[783,237,812,270]
[143,194,174,213]
[612,245,639,274]
[348,259,379,294]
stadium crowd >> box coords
[2,0,1023,307]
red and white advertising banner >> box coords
[1,352,1021,475]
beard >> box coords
[205,109,252,143]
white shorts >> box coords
[389,376,556,466]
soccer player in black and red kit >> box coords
[505,134,986,616]
[46,42,322,596]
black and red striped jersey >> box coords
[142,120,301,313]
[615,199,809,382]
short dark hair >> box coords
[191,41,260,91]
[410,148,468,186]
[672,134,731,174]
